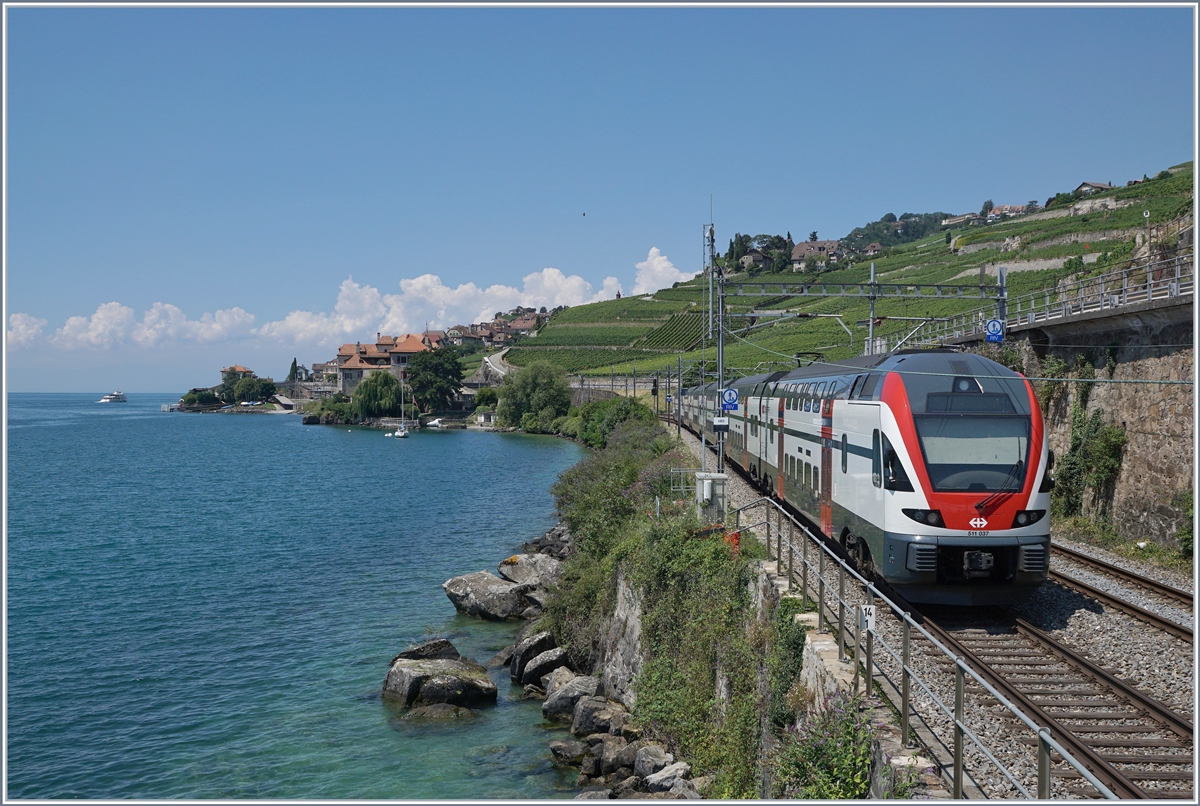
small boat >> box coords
[426,418,443,428]
[395,428,409,438]
[99,390,127,403]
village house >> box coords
[738,249,770,271]
[221,364,256,380]
[940,213,985,228]
[335,333,429,394]
[508,315,542,336]
[864,242,883,256]
[790,240,843,271]
[1074,181,1114,195]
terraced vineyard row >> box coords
[549,296,694,323]
[515,323,655,346]
[505,346,665,373]
[635,312,707,350]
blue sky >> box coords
[5,5,1195,392]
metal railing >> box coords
[885,252,1193,352]
[726,495,1118,800]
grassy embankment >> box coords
[542,400,883,798]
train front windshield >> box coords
[913,415,1031,492]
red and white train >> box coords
[681,349,1053,605]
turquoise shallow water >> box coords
[6,393,586,799]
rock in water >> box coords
[543,675,599,723]
[497,553,564,587]
[401,704,477,721]
[510,630,557,683]
[541,666,576,697]
[442,571,526,620]
[383,656,498,708]
[391,638,460,663]
[485,645,515,668]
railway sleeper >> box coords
[1051,769,1195,781]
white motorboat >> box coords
[99,390,128,403]
[426,418,443,428]
[395,428,409,439]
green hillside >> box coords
[508,161,1192,379]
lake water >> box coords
[6,393,587,798]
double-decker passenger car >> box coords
[682,350,1052,605]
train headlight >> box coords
[1011,510,1046,528]
[902,508,944,528]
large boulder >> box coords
[633,745,674,780]
[614,739,650,772]
[644,762,691,793]
[400,704,476,721]
[597,735,630,774]
[443,571,526,620]
[497,553,564,587]
[522,647,569,684]
[511,630,557,683]
[543,675,600,722]
[549,739,588,765]
[391,638,460,663]
[542,666,576,697]
[383,655,498,708]
[572,696,627,737]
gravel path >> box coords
[1052,537,1194,593]
[674,427,1195,798]
[1045,554,1193,632]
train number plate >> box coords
[967,530,990,537]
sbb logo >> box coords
[969,517,988,529]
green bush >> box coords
[181,389,218,406]
[773,694,875,799]
[496,361,572,427]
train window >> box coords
[849,374,864,398]
[813,466,819,492]
[881,433,915,492]
[804,462,811,487]
[769,423,774,444]
[872,429,882,487]
[841,434,848,473]
[858,373,881,399]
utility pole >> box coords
[712,223,726,474]
[676,354,682,437]
[867,261,876,355]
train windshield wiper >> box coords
[975,459,1023,513]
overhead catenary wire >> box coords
[720,324,1193,385]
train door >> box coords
[776,392,785,499]
[820,387,834,536]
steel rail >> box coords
[1013,618,1193,742]
[1049,570,1193,643]
[1052,544,1193,607]
[920,615,1148,800]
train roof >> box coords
[685,349,1022,393]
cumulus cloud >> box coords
[7,313,48,348]
[255,278,385,345]
[52,302,136,348]
[259,268,623,345]
[42,300,256,349]
[631,247,697,295]
[132,303,255,347]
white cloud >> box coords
[52,302,136,348]
[7,313,48,348]
[255,277,385,345]
[631,247,696,295]
[132,303,255,347]
[260,268,623,345]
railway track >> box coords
[922,607,1194,799]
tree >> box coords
[881,213,897,223]
[1026,200,1040,213]
[181,389,218,406]
[980,199,994,216]
[351,371,403,419]
[407,346,465,413]
[474,386,499,408]
[233,377,276,403]
[287,358,298,382]
[496,361,572,428]
[808,231,818,242]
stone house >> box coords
[790,240,843,270]
[738,249,770,271]
[1074,181,1114,195]
[335,333,429,394]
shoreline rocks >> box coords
[383,640,498,708]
